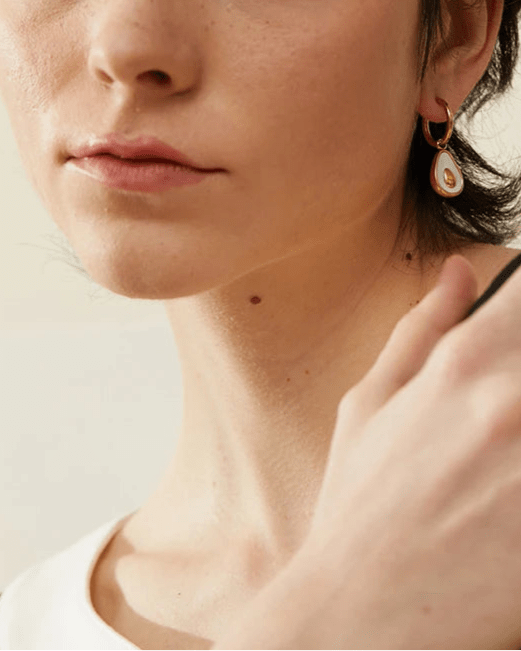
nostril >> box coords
[147,70,170,85]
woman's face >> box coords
[0,0,423,299]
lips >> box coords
[96,153,187,165]
[65,152,215,192]
[68,134,221,172]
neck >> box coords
[130,210,437,569]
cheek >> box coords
[296,8,417,166]
[226,0,420,229]
[0,5,52,111]
[0,8,77,205]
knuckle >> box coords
[429,329,488,385]
[472,377,521,440]
[481,406,517,442]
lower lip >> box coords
[65,155,216,192]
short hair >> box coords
[399,0,521,267]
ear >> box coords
[417,0,504,123]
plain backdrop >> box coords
[2,67,521,592]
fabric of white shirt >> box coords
[0,511,139,650]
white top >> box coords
[0,511,140,650]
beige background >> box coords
[2,76,521,590]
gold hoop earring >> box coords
[422,98,464,198]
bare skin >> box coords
[0,0,517,648]
[89,243,521,651]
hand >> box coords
[213,254,521,650]
[300,252,521,649]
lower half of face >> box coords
[0,0,422,300]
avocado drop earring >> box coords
[422,98,464,198]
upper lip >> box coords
[67,134,221,171]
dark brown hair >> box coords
[400,0,521,267]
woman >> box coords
[1,0,521,648]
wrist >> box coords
[212,541,378,650]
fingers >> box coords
[338,254,478,431]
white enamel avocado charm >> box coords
[430,148,464,198]
[423,98,465,199]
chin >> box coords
[75,248,244,300]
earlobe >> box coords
[417,81,455,124]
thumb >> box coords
[338,254,478,430]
